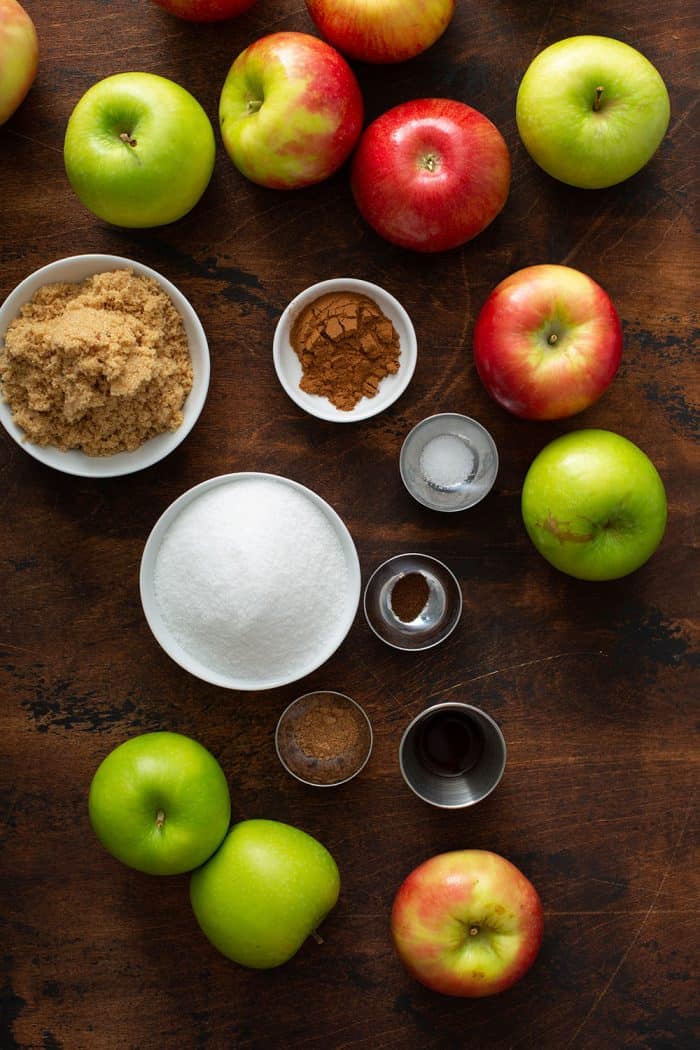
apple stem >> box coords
[155,809,165,830]
[246,99,263,115]
[119,131,137,148]
[469,926,479,937]
[548,333,558,345]
[310,930,324,945]
[593,86,604,112]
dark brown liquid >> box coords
[414,711,484,777]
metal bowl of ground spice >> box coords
[363,553,463,651]
[0,254,209,477]
[273,277,417,422]
[275,691,373,787]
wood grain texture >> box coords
[1,2,698,1048]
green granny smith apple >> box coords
[64,72,215,227]
[88,732,231,875]
[190,819,340,968]
[516,36,670,189]
[521,429,667,581]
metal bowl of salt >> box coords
[400,413,499,512]
[363,553,462,652]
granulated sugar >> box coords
[153,479,351,684]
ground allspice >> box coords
[390,571,430,622]
[289,290,400,411]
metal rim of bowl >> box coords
[399,412,499,513]
[275,690,374,788]
[139,473,362,691]
[398,701,507,809]
[363,552,463,652]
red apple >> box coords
[350,98,510,252]
[473,264,622,420]
[151,0,257,20]
[391,850,544,997]
[305,0,454,64]
[0,0,38,126]
[220,32,363,189]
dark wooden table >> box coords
[1,2,697,1047]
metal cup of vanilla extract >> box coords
[399,702,506,809]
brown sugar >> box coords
[289,290,401,411]
[0,269,193,456]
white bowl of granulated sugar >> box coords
[140,473,361,691]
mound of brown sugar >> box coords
[290,290,400,411]
[0,269,193,456]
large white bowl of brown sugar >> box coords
[0,254,210,477]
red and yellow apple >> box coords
[0,0,38,126]
[473,264,622,420]
[305,0,454,64]
[350,98,510,252]
[391,850,543,997]
[219,31,363,189]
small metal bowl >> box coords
[363,554,462,652]
[275,691,373,787]
[400,413,499,512]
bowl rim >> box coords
[274,689,374,787]
[399,412,500,512]
[398,701,507,809]
[0,253,210,478]
[140,472,362,691]
[363,552,463,652]
[272,276,417,423]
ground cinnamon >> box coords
[289,290,400,411]
[390,572,430,622]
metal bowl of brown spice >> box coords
[273,277,417,422]
[275,691,373,787]
[363,553,463,651]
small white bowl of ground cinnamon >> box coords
[273,277,417,422]
[0,254,209,477]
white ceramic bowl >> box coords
[0,254,210,477]
[273,277,417,422]
[140,472,362,691]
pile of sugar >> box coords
[153,478,351,684]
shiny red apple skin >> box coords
[391,850,544,998]
[152,0,257,21]
[473,264,622,420]
[350,98,510,252]
[305,0,454,64]
[0,0,39,126]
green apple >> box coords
[64,72,215,227]
[88,732,230,875]
[516,36,670,189]
[521,429,667,581]
[190,819,340,968]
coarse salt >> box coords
[153,479,351,684]
[419,433,475,489]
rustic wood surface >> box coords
[1,2,698,1048]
